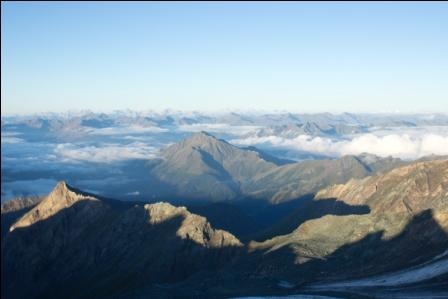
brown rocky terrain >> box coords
[2,159,447,298]
[249,160,448,284]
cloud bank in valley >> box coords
[54,142,159,163]
[87,125,168,136]
[232,133,448,159]
[1,131,25,144]
[1,137,25,144]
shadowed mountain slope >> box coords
[249,160,448,285]
[151,132,278,201]
[1,159,447,298]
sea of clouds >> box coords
[2,116,447,200]
[231,127,448,160]
[54,142,160,163]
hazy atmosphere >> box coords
[1,2,447,299]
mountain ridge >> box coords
[149,132,406,203]
[248,159,448,284]
[10,181,103,232]
[2,182,243,299]
[2,158,447,298]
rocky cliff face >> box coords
[145,202,242,248]
[2,182,242,299]
[316,159,448,215]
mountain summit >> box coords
[9,181,102,232]
[177,131,220,146]
[152,132,278,201]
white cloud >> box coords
[1,132,22,136]
[419,134,448,157]
[338,134,418,158]
[122,135,147,141]
[178,123,260,136]
[87,125,167,135]
[54,142,159,163]
[232,132,448,160]
[1,136,25,144]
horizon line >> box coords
[2,108,448,118]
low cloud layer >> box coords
[1,136,25,144]
[232,133,448,160]
[2,131,25,144]
[54,142,159,163]
[87,125,168,135]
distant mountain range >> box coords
[245,121,367,138]
[2,158,447,298]
[3,111,448,130]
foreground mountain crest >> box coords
[9,181,100,232]
[2,182,243,299]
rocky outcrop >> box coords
[145,202,241,248]
[9,181,103,231]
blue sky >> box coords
[1,2,447,114]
